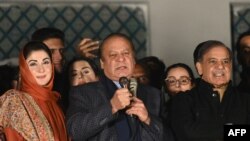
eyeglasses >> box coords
[165,76,191,86]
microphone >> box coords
[128,78,138,119]
[128,78,139,139]
[129,78,138,97]
[119,77,129,88]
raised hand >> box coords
[76,38,100,58]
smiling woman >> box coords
[25,49,52,86]
[0,41,69,141]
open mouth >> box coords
[213,71,225,78]
[116,66,127,70]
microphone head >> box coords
[129,77,138,97]
[119,77,129,88]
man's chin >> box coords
[118,73,131,78]
[213,82,228,89]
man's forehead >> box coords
[107,47,130,52]
[240,36,250,44]
[105,36,131,47]
[104,41,131,52]
[203,48,230,58]
[43,38,64,49]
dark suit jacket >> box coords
[66,75,164,141]
[170,79,250,141]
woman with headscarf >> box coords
[0,41,69,141]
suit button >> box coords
[212,93,217,97]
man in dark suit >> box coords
[170,40,250,141]
[66,33,165,141]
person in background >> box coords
[32,27,65,73]
[161,63,195,138]
[135,57,167,120]
[67,57,99,87]
[170,40,250,141]
[137,56,166,90]
[75,38,102,69]
[164,63,195,96]
[236,30,250,94]
[76,38,100,59]
[133,61,167,122]
[0,41,69,140]
[132,62,150,85]
[67,33,166,141]
[64,57,100,110]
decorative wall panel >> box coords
[0,1,148,61]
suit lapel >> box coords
[99,75,118,100]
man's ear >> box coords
[195,62,203,76]
[100,59,104,69]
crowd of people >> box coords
[0,27,250,141]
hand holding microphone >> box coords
[110,76,150,124]
[126,77,151,125]
[129,77,138,97]
[110,77,132,114]
[125,97,150,124]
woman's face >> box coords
[69,60,98,86]
[26,50,52,86]
[165,67,193,95]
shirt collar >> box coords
[113,81,121,88]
